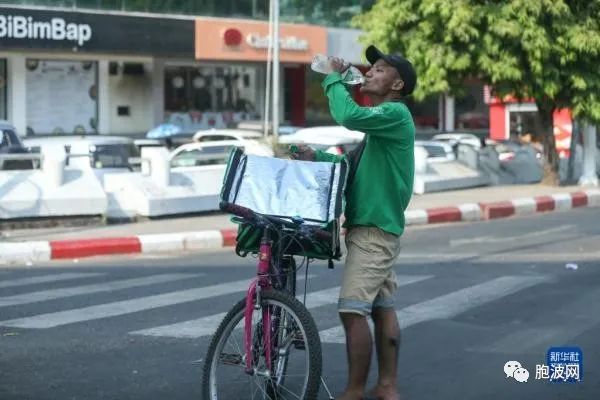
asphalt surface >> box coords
[1,208,599,400]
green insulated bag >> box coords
[220,147,348,260]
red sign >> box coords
[222,28,243,47]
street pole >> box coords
[263,0,274,138]
[272,0,280,139]
[578,123,599,187]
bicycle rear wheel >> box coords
[202,290,322,400]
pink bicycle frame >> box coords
[244,237,273,374]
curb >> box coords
[2,189,599,265]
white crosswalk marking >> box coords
[0,275,312,329]
[0,278,255,329]
[0,273,104,289]
[319,275,550,343]
[130,274,433,338]
[0,274,199,307]
[130,286,348,339]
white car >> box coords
[415,140,456,163]
[170,141,249,169]
[236,121,302,136]
[432,133,484,149]
[192,129,273,157]
[23,135,139,170]
[278,126,364,155]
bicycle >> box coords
[201,201,335,400]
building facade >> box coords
[0,5,195,136]
[1,2,489,138]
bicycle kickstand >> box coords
[320,376,335,400]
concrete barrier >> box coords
[1,144,597,223]
[0,148,106,219]
[104,147,226,218]
[414,161,489,194]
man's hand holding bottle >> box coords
[328,57,351,74]
[289,144,316,161]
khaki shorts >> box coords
[338,226,402,316]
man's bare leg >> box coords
[336,313,372,400]
[367,307,401,400]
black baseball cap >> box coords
[365,45,417,96]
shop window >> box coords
[0,59,6,120]
[164,65,261,132]
[509,111,543,139]
[25,60,98,135]
[455,82,489,132]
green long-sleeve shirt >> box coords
[315,72,415,236]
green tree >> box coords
[354,0,600,184]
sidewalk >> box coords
[1,184,599,265]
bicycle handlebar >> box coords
[313,229,333,241]
[220,202,255,221]
[220,201,333,241]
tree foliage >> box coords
[354,0,600,182]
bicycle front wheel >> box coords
[202,290,322,400]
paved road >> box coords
[1,208,599,399]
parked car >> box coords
[432,132,484,149]
[192,129,274,157]
[22,135,140,171]
[236,121,302,136]
[133,138,164,152]
[170,141,242,169]
[278,126,364,155]
[0,121,35,170]
[415,140,456,163]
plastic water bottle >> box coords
[311,54,364,85]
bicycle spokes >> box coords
[206,294,318,400]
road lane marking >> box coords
[450,225,576,247]
[0,274,199,307]
[0,275,312,329]
[130,275,432,338]
[0,273,104,289]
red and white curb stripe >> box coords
[2,190,599,265]
[478,190,600,220]
[0,231,233,265]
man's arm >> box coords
[322,73,408,137]
[315,150,344,163]
[289,144,344,163]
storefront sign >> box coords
[0,6,194,56]
[196,17,327,63]
[0,15,92,46]
[246,34,309,51]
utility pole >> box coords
[272,0,280,139]
[263,0,274,138]
[579,124,599,187]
